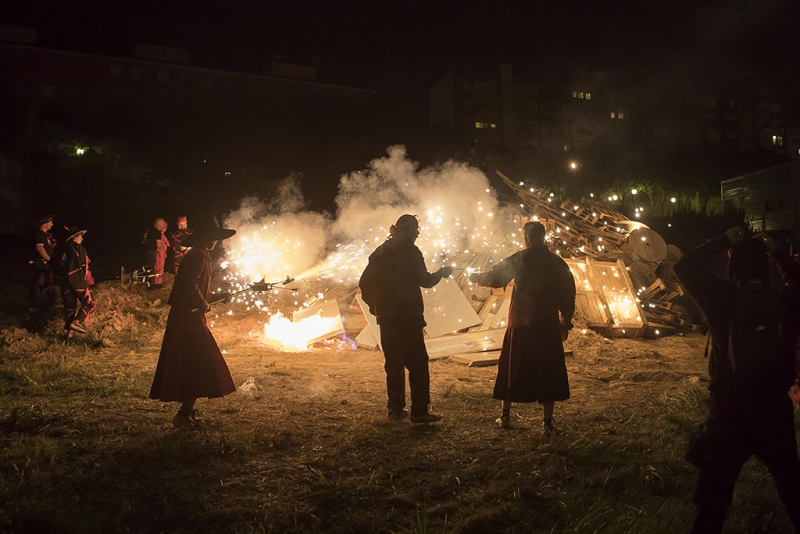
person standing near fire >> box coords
[674,227,800,533]
[149,214,236,431]
[28,215,57,313]
[359,214,453,423]
[142,218,169,288]
[55,226,95,335]
[470,221,575,435]
[167,216,193,274]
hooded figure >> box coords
[149,213,236,431]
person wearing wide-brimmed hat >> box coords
[54,226,95,335]
[28,215,57,313]
[149,213,236,431]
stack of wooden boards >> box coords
[494,170,699,335]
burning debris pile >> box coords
[214,147,698,356]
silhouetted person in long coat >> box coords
[471,221,575,434]
[150,214,236,431]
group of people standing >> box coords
[27,209,800,531]
[360,215,577,430]
[28,215,95,334]
[140,216,194,288]
[27,214,194,334]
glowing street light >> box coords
[631,189,637,195]
[570,162,578,170]
[670,197,677,203]
[76,148,86,155]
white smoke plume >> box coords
[222,175,330,284]
[222,146,517,291]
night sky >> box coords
[3,0,799,100]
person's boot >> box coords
[410,413,442,424]
[172,407,196,431]
[543,417,556,437]
[496,410,511,429]
[69,321,87,334]
[388,408,409,421]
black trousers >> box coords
[61,287,95,329]
[379,320,431,416]
[688,395,800,534]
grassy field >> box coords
[1,277,799,533]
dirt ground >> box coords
[10,271,798,533]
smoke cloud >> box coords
[223,146,515,289]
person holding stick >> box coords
[149,214,235,431]
[470,221,575,435]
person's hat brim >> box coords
[181,228,235,248]
[67,229,87,241]
[37,215,53,227]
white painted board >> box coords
[421,278,482,338]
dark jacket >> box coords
[56,241,91,290]
[477,243,576,330]
[364,237,444,326]
[674,236,800,398]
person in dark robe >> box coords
[55,226,95,335]
[471,221,576,434]
[28,215,57,313]
[360,214,452,423]
[675,227,800,533]
[167,216,193,274]
[149,214,236,431]
[141,218,169,288]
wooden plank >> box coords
[355,325,378,350]
[450,350,501,367]
[479,312,497,331]
[424,329,506,359]
[490,298,511,329]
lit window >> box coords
[579,92,585,99]
[773,135,784,146]
[572,91,577,98]
[490,123,497,129]
[618,109,626,119]
[610,111,615,119]
[586,93,591,100]
[475,122,489,129]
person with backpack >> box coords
[359,214,452,423]
[470,221,576,435]
[674,226,800,533]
